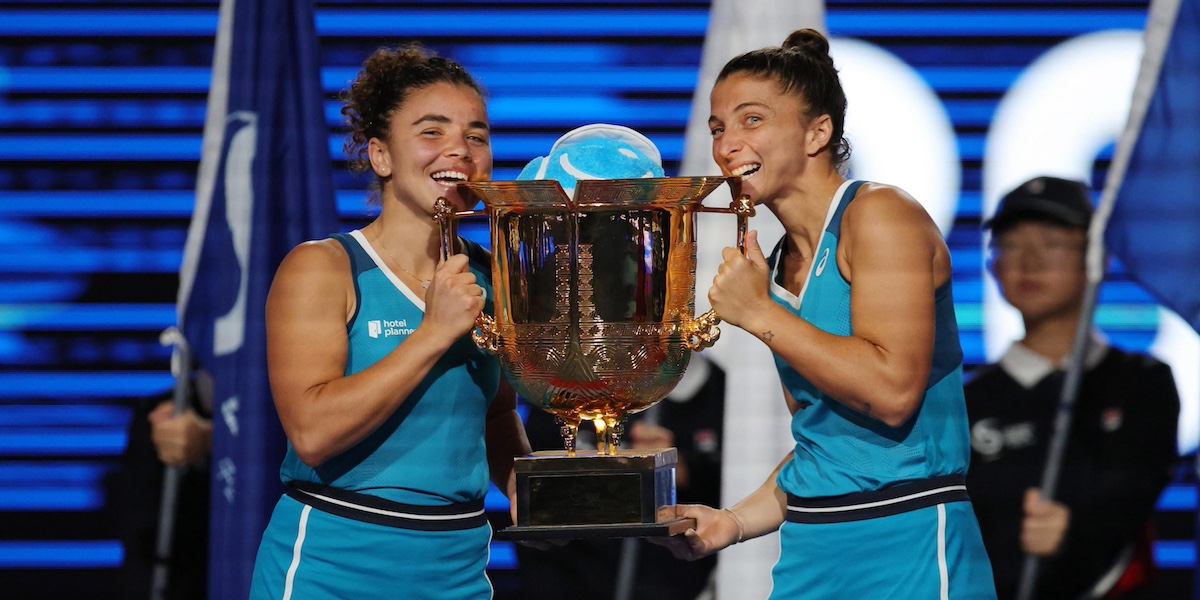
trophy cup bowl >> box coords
[437,176,751,539]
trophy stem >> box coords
[607,416,624,456]
[593,418,610,455]
[559,416,580,457]
[589,415,625,456]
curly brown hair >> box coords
[340,43,486,178]
[717,29,851,167]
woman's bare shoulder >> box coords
[279,237,349,273]
[842,182,946,265]
[845,182,939,234]
[270,237,354,300]
[850,182,923,212]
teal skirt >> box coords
[250,493,494,600]
[770,501,996,599]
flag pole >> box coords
[1015,2,1181,597]
[1014,277,1099,600]
[150,327,193,600]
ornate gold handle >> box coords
[683,309,722,351]
[684,194,756,351]
[434,196,498,354]
[472,313,499,355]
[433,197,459,261]
[730,193,755,254]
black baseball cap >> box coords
[985,176,1093,233]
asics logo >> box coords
[815,248,831,277]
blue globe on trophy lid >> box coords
[516,123,665,196]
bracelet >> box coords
[722,507,746,544]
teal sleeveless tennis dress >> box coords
[767,181,995,599]
[250,230,500,600]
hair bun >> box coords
[782,28,831,58]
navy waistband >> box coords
[786,474,969,524]
[286,481,487,531]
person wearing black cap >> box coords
[965,176,1180,599]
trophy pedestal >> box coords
[494,448,695,540]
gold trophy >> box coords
[436,176,751,540]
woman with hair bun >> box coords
[656,29,996,598]
[249,43,529,599]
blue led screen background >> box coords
[1,1,1196,598]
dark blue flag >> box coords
[1104,0,1200,334]
[175,0,338,597]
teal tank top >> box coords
[279,230,500,506]
[770,180,970,498]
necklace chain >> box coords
[377,235,432,289]
[393,261,432,289]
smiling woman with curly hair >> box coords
[249,43,529,600]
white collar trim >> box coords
[349,229,426,311]
[997,330,1109,390]
[769,179,858,310]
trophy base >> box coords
[505,448,686,540]
[494,516,695,541]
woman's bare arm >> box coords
[710,185,949,427]
[267,240,484,467]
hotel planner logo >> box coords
[368,319,415,339]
